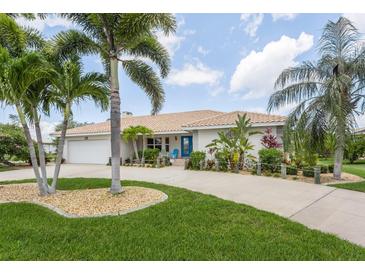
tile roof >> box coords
[59,110,223,136]
[183,111,286,128]
[55,110,286,136]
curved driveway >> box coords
[1,164,365,247]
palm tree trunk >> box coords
[33,108,49,191]
[142,136,145,164]
[334,121,345,180]
[50,104,70,193]
[110,56,122,193]
[133,140,140,163]
[15,104,48,196]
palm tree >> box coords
[232,114,261,163]
[136,125,154,164]
[268,17,365,179]
[122,126,140,163]
[0,49,51,195]
[53,14,176,193]
[0,14,54,195]
[206,114,259,169]
[48,57,109,193]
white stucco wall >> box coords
[194,126,284,158]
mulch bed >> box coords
[0,183,167,218]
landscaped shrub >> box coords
[215,151,229,171]
[319,165,328,174]
[286,165,298,175]
[143,148,160,162]
[303,167,315,177]
[328,164,334,173]
[190,151,206,170]
[258,148,283,172]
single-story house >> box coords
[355,127,365,135]
[52,110,286,164]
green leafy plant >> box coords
[268,17,365,180]
[189,151,206,170]
[258,148,283,172]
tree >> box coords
[135,125,153,164]
[206,114,259,169]
[0,123,29,164]
[48,57,109,193]
[261,128,282,149]
[53,13,176,193]
[268,17,365,179]
[122,126,140,163]
[0,49,51,195]
[345,135,365,164]
[0,14,53,195]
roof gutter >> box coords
[182,121,285,131]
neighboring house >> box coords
[355,127,365,135]
[51,110,286,164]
[42,142,57,154]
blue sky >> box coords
[2,13,365,139]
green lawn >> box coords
[0,166,17,172]
[319,158,365,193]
[1,178,364,260]
[319,158,365,178]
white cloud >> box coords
[229,32,314,99]
[197,46,210,55]
[240,13,264,37]
[356,114,365,128]
[272,14,297,22]
[29,121,58,142]
[156,31,185,57]
[16,14,74,32]
[343,14,365,34]
[166,61,223,88]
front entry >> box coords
[181,136,193,157]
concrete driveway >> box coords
[1,164,365,247]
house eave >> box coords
[51,130,190,138]
[182,121,285,131]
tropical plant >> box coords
[141,148,160,163]
[135,125,153,164]
[0,123,29,164]
[53,13,176,193]
[268,17,365,180]
[0,14,56,194]
[189,151,206,170]
[258,148,283,172]
[0,48,49,195]
[207,114,260,170]
[122,126,141,163]
[48,57,109,193]
[345,134,365,163]
[261,128,282,148]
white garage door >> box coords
[68,139,110,164]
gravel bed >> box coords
[0,183,167,218]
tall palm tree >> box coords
[48,57,109,193]
[0,14,53,195]
[0,49,51,195]
[268,17,365,179]
[53,13,176,193]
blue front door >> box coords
[181,136,193,157]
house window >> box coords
[165,137,170,152]
[147,137,162,151]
